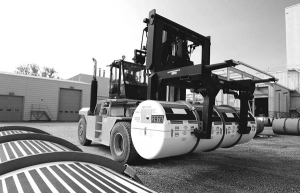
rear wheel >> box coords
[78,118,92,146]
[110,122,140,164]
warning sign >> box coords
[141,108,151,123]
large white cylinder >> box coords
[131,100,197,159]
[131,100,256,160]
[192,105,225,152]
[216,106,242,148]
[238,112,256,144]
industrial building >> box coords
[286,3,300,70]
[0,72,108,122]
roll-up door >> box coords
[58,89,82,121]
[0,95,23,121]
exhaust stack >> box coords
[89,58,98,115]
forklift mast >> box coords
[142,9,275,139]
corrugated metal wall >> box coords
[268,70,300,92]
[268,83,290,118]
[0,73,90,121]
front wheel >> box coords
[78,118,92,146]
[110,122,140,164]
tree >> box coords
[16,64,31,75]
[30,64,40,76]
[15,64,58,78]
[41,67,57,78]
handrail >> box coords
[31,104,53,119]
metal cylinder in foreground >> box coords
[273,118,300,135]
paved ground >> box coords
[1,122,300,193]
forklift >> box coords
[78,9,275,164]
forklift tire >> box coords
[110,122,140,164]
[78,118,92,146]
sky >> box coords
[1,0,300,79]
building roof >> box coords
[286,3,300,10]
[0,71,90,85]
[68,73,109,83]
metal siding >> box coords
[25,78,59,121]
[0,73,90,121]
[58,89,82,121]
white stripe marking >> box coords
[20,141,35,155]
[91,165,150,193]
[43,141,65,152]
[55,144,70,151]
[3,143,10,161]
[36,168,59,193]
[39,141,54,152]
[13,175,24,193]
[8,142,18,158]
[0,132,3,136]
[65,164,106,193]
[31,140,47,152]
[73,163,120,193]
[24,171,41,193]
[15,141,27,156]
[2,178,8,193]
[83,164,130,193]
[47,166,75,193]
[56,164,92,193]
[28,140,42,153]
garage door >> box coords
[58,89,82,121]
[0,95,23,121]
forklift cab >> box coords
[109,59,148,100]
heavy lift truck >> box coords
[78,9,276,164]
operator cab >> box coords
[109,56,148,100]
